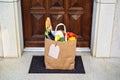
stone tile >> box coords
[0,52,120,80]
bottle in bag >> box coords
[45,29,54,40]
[45,17,54,40]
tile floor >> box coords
[0,51,120,80]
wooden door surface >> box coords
[21,0,93,47]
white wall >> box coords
[91,0,116,57]
[0,20,3,57]
[111,0,120,57]
[0,0,23,57]
[0,1,18,57]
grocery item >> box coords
[64,32,77,41]
[55,30,64,41]
[58,37,65,42]
[55,35,61,41]
[45,17,52,31]
[67,32,77,38]
[45,17,54,40]
[45,29,54,40]
[68,37,76,41]
[51,31,55,36]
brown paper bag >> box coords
[44,23,77,70]
[44,38,76,70]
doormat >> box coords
[29,56,85,74]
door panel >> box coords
[21,0,93,47]
[31,0,46,9]
[49,0,64,9]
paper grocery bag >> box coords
[44,38,77,70]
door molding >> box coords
[0,0,117,57]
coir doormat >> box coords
[29,56,85,74]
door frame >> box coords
[0,0,117,57]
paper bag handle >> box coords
[55,23,67,41]
[55,23,66,33]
